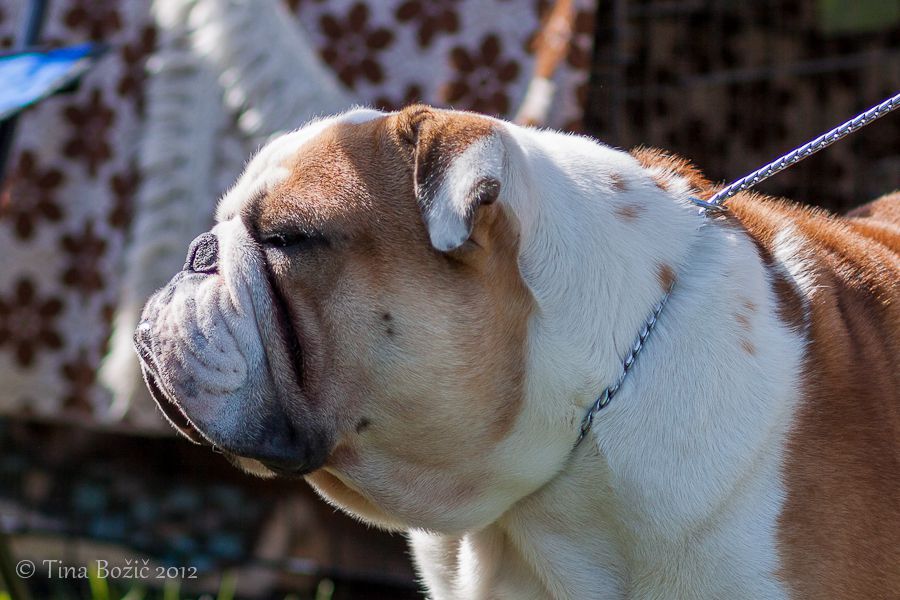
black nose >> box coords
[184,232,219,273]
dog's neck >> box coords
[413,133,804,598]
[502,130,703,424]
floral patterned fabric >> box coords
[0,0,593,427]
[0,1,153,422]
[291,0,593,126]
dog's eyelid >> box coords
[259,229,330,250]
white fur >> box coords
[412,123,806,598]
[771,226,816,326]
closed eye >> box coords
[260,231,330,250]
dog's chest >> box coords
[491,432,792,600]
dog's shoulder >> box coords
[727,190,900,301]
[630,146,900,296]
[726,190,900,597]
[845,191,900,254]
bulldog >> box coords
[134,105,900,599]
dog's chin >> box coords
[144,371,321,478]
[224,453,315,479]
[140,362,210,446]
[142,368,322,478]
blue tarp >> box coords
[0,43,105,121]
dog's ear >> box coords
[394,105,506,251]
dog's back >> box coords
[728,191,900,598]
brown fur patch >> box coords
[630,146,712,193]
[394,104,495,202]
[609,172,627,192]
[740,339,756,355]
[735,312,751,331]
[769,270,807,332]
[656,263,676,291]
[614,204,643,222]
[717,190,900,598]
[328,443,360,469]
[255,107,532,514]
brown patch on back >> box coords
[734,298,757,331]
[719,191,900,598]
[614,204,643,222]
[769,270,807,332]
[845,191,900,252]
[609,172,627,191]
[656,263,676,292]
[740,339,755,355]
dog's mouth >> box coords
[134,330,208,446]
[133,318,327,477]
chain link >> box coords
[577,284,673,445]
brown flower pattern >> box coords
[319,3,394,87]
[0,279,64,368]
[443,35,520,115]
[63,0,123,42]
[108,166,138,230]
[61,348,97,412]
[0,151,65,240]
[118,25,157,113]
[59,220,107,300]
[396,0,460,48]
[63,88,115,177]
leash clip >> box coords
[689,196,729,215]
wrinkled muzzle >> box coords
[133,219,329,475]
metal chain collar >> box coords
[578,90,899,445]
[577,282,674,445]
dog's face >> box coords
[135,106,573,532]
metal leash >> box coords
[690,90,900,213]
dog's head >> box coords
[134,106,577,532]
